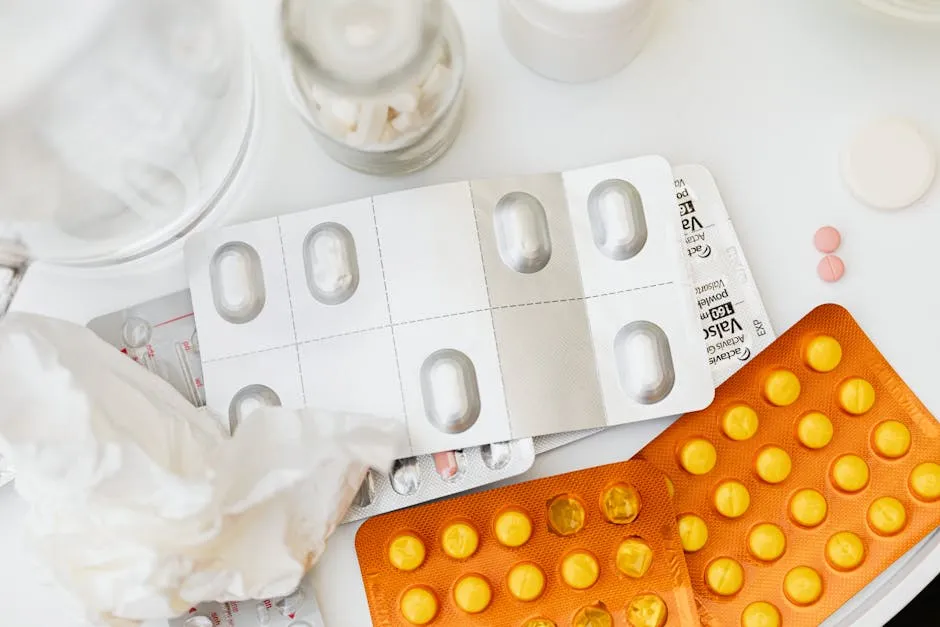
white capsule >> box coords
[347,102,387,147]
[587,179,648,260]
[421,63,452,101]
[329,97,360,130]
[379,123,401,144]
[420,349,481,434]
[209,242,266,324]
[387,86,421,113]
[318,108,351,138]
[303,223,359,305]
[494,191,552,274]
[390,110,423,133]
[614,321,675,404]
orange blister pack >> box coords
[636,303,940,627]
[355,460,701,627]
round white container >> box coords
[499,0,658,83]
[855,0,940,21]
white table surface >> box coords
[4,0,940,625]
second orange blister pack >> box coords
[636,304,940,626]
[356,460,699,627]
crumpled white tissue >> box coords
[0,312,406,626]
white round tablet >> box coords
[841,118,936,211]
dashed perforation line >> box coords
[275,217,306,404]
[466,179,514,439]
[201,281,675,365]
[371,197,412,454]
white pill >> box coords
[387,87,422,113]
[318,108,352,137]
[303,223,359,305]
[379,124,401,144]
[391,110,423,133]
[347,102,387,146]
[841,118,936,211]
[493,191,552,273]
[420,349,481,434]
[587,179,649,260]
[209,242,266,324]
[421,63,452,100]
[614,321,675,404]
[329,98,361,130]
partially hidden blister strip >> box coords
[168,579,323,627]
[674,165,774,384]
[86,291,535,524]
[86,291,207,410]
[534,164,776,456]
[345,439,536,523]
[356,460,700,627]
[635,304,940,627]
[186,155,714,458]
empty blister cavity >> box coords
[390,457,421,495]
[614,321,676,404]
[228,384,281,433]
[209,242,266,323]
[122,316,152,348]
[493,191,552,273]
[420,349,481,434]
[481,441,513,470]
[303,222,359,305]
[587,179,648,260]
[353,470,376,507]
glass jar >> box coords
[279,0,466,175]
[0,0,256,266]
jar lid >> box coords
[282,0,442,96]
[508,0,655,36]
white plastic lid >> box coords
[841,118,936,211]
[282,0,437,94]
[508,0,654,35]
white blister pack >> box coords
[673,164,775,381]
[534,164,777,454]
[186,155,714,457]
[87,292,536,524]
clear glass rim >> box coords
[281,1,465,157]
[279,0,446,98]
[36,53,259,268]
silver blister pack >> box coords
[533,164,777,455]
[186,155,714,458]
[168,579,323,627]
[87,290,206,410]
[343,439,535,523]
[86,292,536,524]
